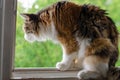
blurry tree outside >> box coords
[15,0,120,67]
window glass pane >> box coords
[15,0,62,67]
[15,0,120,68]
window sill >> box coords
[11,68,79,80]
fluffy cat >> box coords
[21,1,119,79]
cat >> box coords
[21,1,119,79]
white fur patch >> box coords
[76,38,91,68]
[56,45,77,71]
[36,22,58,43]
[24,33,36,43]
[78,39,90,57]
[56,53,77,71]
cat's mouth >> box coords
[24,33,36,43]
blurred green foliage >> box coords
[15,0,120,67]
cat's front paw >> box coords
[56,62,70,71]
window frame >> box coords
[0,0,16,80]
[11,68,78,80]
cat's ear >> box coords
[20,13,30,20]
[20,13,38,21]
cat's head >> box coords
[21,10,54,42]
[21,13,40,43]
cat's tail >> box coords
[107,16,119,68]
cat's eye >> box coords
[24,26,29,30]
[27,30,33,33]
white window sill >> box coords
[11,68,79,79]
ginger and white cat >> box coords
[21,1,119,79]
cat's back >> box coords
[53,1,118,41]
[75,3,118,44]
